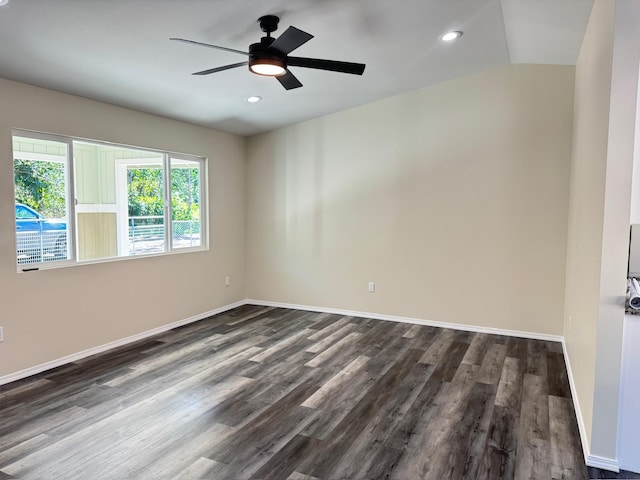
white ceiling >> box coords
[0,0,593,137]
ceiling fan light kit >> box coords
[249,58,286,77]
[248,37,287,76]
[171,15,365,90]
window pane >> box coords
[73,141,165,260]
[171,157,201,249]
[13,136,70,266]
[127,165,165,255]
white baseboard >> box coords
[0,300,247,387]
[5,296,620,473]
[562,339,592,466]
[0,299,563,387]
[562,339,620,473]
[255,300,622,472]
[2,297,622,473]
[7,298,560,387]
[587,455,620,472]
[245,299,564,342]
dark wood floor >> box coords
[0,305,627,479]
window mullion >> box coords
[164,153,172,253]
[67,139,77,262]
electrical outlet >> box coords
[0,326,4,342]
[368,281,375,293]
[225,276,231,287]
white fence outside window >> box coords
[16,231,68,265]
[17,218,200,265]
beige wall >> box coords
[0,78,246,378]
[246,64,575,335]
[564,0,640,463]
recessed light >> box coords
[247,96,262,103]
[440,31,463,42]
[0,0,10,6]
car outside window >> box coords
[16,205,40,220]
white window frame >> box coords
[13,130,76,269]
[12,129,208,272]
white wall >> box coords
[564,0,640,467]
[0,78,246,379]
[592,0,640,462]
[246,64,575,336]
[618,315,640,472]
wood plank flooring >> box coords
[0,305,617,479]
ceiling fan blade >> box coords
[276,69,303,90]
[170,37,248,56]
[193,62,248,75]
[269,26,313,54]
[287,57,366,75]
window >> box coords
[12,131,207,270]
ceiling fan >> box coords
[170,15,366,90]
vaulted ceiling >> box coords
[0,0,593,136]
